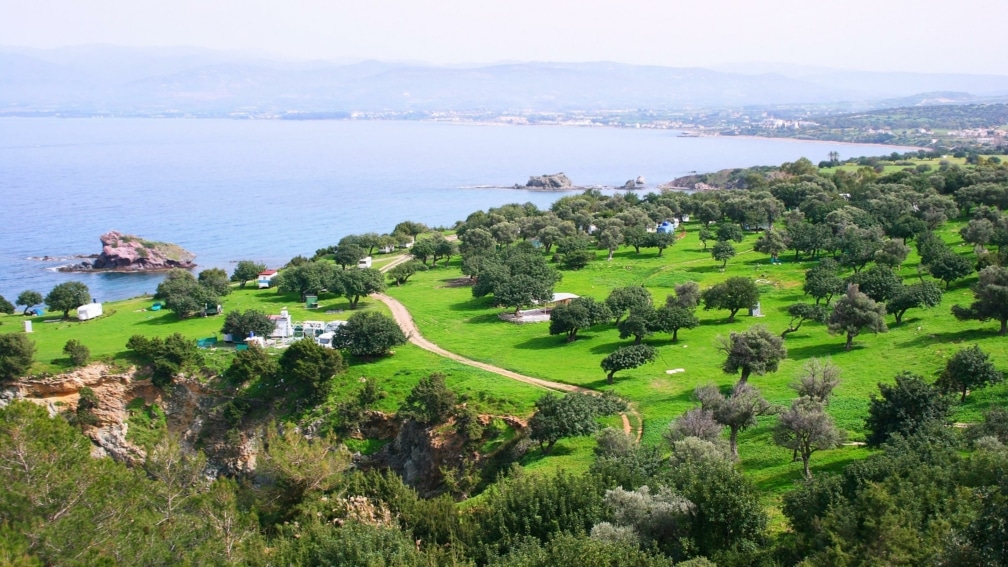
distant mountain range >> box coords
[3,45,1008,116]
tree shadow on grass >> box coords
[446,297,495,312]
[466,313,503,325]
[898,327,996,347]
[785,341,849,360]
[138,313,190,326]
[589,341,630,355]
[514,335,567,351]
[520,444,575,464]
[685,264,721,274]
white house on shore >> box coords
[257,269,278,289]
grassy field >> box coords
[384,221,1008,498]
[5,218,1007,507]
[821,154,1008,175]
[0,271,548,419]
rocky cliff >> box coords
[61,231,196,272]
[0,364,255,474]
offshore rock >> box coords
[522,172,574,190]
[60,231,196,272]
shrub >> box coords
[63,339,90,367]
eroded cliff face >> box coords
[1,364,254,474]
[1,365,526,491]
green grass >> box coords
[385,221,1008,494]
[124,397,167,450]
[0,282,389,372]
[7,223,1007,498]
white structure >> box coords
[77,302,103,321]
[302,320,326,338]
[551,292,580,305]
[270,308,294,339]
[316,332,335,348]
[22,320,32,333]
[357,256,373,268]
[257,269,278,289]
[324,320,346,333]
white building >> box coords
[257,269,278,289]
[77,302,103,321]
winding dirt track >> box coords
[372,286,643,441]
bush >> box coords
[332,311,407,358]
[398,373,457,425]
[63,339,90,367]
[0,333,36,382]
[126,333,201,388]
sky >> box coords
[2,0,1007,75]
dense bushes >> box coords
[126,333,202,387]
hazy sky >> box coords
[3,0,1006,74]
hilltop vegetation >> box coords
[3,153,1008,564]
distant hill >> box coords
[3,46,1008,116]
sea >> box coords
[0,118,903,303]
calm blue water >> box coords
[0,118,898,302]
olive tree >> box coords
[827,284,887,351]
[45,281,91,319]
[794,358,841,404]
[952,265,1008,335]
[936,344,1003,402]
[696,382,774,460]
[719,325,787,385]
[780,303,828,338]
[529,392,626,455]
[221,310,274,341]
[600,344,657,384]
[230,260,266,288]
[701,277,760,323]
[549,297,612,342]
[773,397,843,479]
[887,280,943,324]
[15,290,43,316]
[332,311,407,358]
[605,286,652,324]
[711,240,737,269]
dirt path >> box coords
[372,292,642,439]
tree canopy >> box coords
[719,325,787,384]
[15,290,42,315]
[230,260,266,287]
[600,344,657,384]
[952,264,1008,335]
[0,333,35,382]
[936,344,1003,402]
[865,372,952,447]
[473,247,561,313]
[827,284,888,350]
[221,309,274,341]
[701,277,760,323]
[549,297,612,342]
[154,270,218,318]
[44,281,91,319]
[332,311,407,358]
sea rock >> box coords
[523,172,573,190]
[61,231,196,272]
